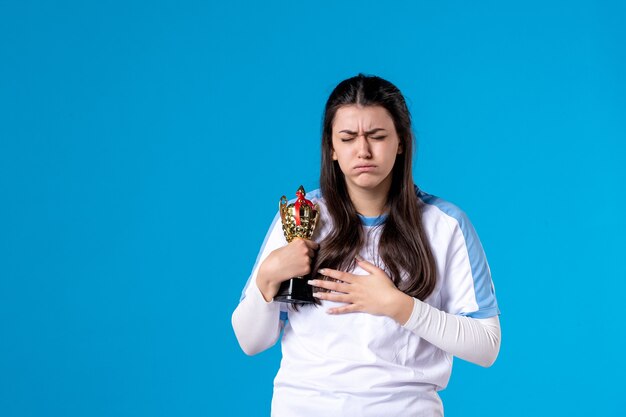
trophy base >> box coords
[274,277,316,304]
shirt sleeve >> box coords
[403,298,501,367]
[440,209,499,319]
[231,212,289,355]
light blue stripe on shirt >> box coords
[416,186,500,318]
[358,213,388,227]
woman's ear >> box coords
[332,149,338,160]
[397,143,403,154]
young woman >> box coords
[232,74,501,417]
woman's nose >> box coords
[356,136,372,159]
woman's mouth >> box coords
[354,165,376,172]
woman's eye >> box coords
[340,137,355,142]
[371,136,387,140]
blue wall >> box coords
[1,1,624,416]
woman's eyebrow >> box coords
[338,128,387,134]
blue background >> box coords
[1,1,625,416]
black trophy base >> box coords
[274,277,316,304]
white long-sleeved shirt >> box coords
[232,187,501,417]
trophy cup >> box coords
[273,185,319,304]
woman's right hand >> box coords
[256,238,319,302]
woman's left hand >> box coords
[308,256,414,324]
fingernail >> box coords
[307,280,317,285]
[318,268,326,275]
[355,255,364,262]
[312,292,320,298]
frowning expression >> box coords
[331,105,402,194]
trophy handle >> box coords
[310,203,320,235]
[279,195,288,224]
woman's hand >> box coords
[308,256,414,325]
[256,238,319,302]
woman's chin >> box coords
[348,178,387,192]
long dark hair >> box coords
[314,74,437,301]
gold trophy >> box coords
[274,185,319,304]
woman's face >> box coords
[331,105,402,196]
